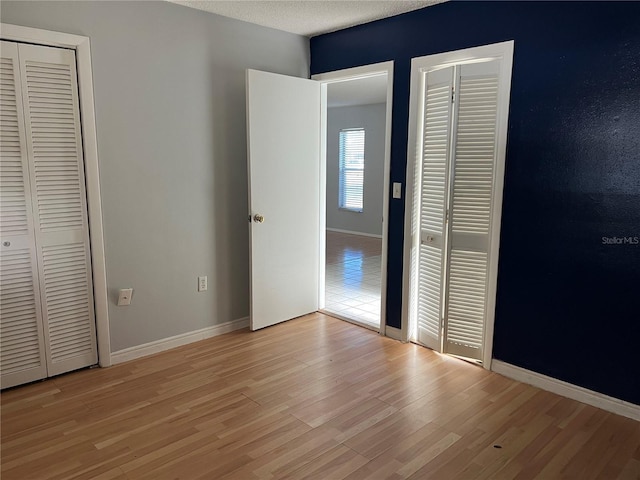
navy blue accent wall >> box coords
[311,1,640,405]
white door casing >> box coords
[1,23,110,368]
[312,61,394,336]
[246,69,321,330]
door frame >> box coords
[312,61,394,337]
[1,23,111,367]
[401,42,514,368]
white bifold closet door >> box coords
[415,67,454,352]
[0,41,97,389]
[417,60,500,363]
[0,41,48,387]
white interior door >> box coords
[443,61,500,361]
[0,40,48,388]
[18,43,98,376]
[246,69,321,330]
[416,67,454,351]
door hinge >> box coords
[451,87,455,103]
[445,208,450,223]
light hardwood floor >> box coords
[1,314,638,479]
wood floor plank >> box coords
[280,444,369,480]
[1,313,638,480]
[227,425,344,479]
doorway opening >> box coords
[245,63,392,336]
[313,63,393,334]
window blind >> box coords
[338,128,365,212]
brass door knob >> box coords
[253,214,265,223]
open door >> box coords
[246,70,322,330]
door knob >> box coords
[253,214,265,223]
[2,241,10,247]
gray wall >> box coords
[326,103,386,236]
[1,1,309,352]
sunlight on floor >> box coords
[324,231,381,327]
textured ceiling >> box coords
[168,0,446,37]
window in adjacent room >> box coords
[338,128,365,212]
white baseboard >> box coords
[326,228,382,239]
[385,325,402,341]
[111,317,249,365]
[491,360,639,422]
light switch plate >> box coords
[117,288,133,306]
[198,276,208,292]
[393,182,402,199]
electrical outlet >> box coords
[198,276,208,292]
[117,288,133,306]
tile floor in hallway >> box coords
[324,230,382,328]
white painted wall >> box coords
[326,103,386,236]
[1,1,309,352]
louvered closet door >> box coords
[0,41,48,388]
[17,43,97,376]
[443,61,500,361]
[416,67,454,350]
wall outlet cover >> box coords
[198,276,208,292]
[117,288,133,306]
